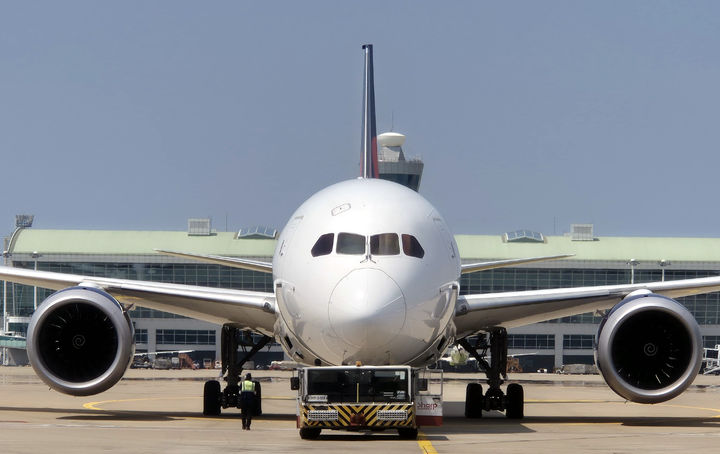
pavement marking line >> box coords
[525,399,610,403]
[83,397,197,411]
[80,396,720,436]
[565,422,622,426]
[526,399,720,415]
[417,430,437,454]
[525,401,720,426]
[84,395,293,411]
[561,402,720,426]
[84,396,296,423]
[660,403,720,417]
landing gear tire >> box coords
[398,427,419,440]
[464,382,483,418]
[203,380,221,416]
[505,383,524,419]
[299,428,321,439]
[253,381,263,415]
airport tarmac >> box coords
[2,367,720,453]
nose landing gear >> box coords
[459,328,524,419]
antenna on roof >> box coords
[361,44,379,179]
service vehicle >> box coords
[291,365,442,439]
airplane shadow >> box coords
[316,432,450,442]
[432,414,720,435]
[59,411,297,423]
[3,404,718,434]
[0,406,295,423]
[435,399,720,434]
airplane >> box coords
[1,44,720,423]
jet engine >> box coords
[595,291,702,404]
[27,286,135,396]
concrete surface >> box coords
[2,367,720,453]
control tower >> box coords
[377,132,424,192]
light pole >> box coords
[2,250,8,335]
[627,259,640,284]
[31,251,41,311]
[2,250,8,366]
[658,260,671,282]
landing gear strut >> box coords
[459,328,524,419]
[203,325,272,416]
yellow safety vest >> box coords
[241,380,255,392]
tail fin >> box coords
[361,44,379,178]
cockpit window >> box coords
[402,234,425,259]
[311,233,334,257]
[336,233,365,255]
[370,233,400,256]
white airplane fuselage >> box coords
[272,178,461,367]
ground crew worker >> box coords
[240,373,257,430]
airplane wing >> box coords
[461,254,574,274]
[454,275,720,337]
[0,266,276,335]
[155,249,273,273]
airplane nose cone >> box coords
[329,268,406,350]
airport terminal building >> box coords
[4,220,720,371]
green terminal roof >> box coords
[455,234,720,262]
[8,229,720,263]
[9,229,277,257]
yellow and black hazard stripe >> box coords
[302,403,414,428]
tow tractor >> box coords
[291,364,442,440]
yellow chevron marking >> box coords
[302,403,414,428]
[83,396,196,411]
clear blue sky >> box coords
[2,1,719,237]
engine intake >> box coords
[27,286,134,396]
[596,292,701,404]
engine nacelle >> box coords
[27,286,134,396]
[595,291,702,404]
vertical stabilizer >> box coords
[361,44,379,178]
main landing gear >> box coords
[459,328,524,419]
[203,325,272,416]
